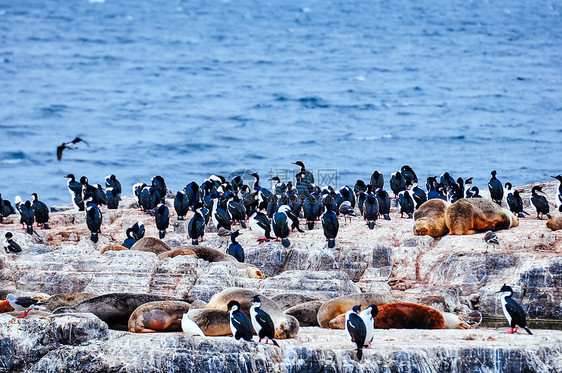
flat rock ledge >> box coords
[1,313,561,373]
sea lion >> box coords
[285,301,323,327]
[237,263,264,279]
[207,288,299,338]
[130,237,171,255]
[546,215,562,231]
[271,293,326,311]
[413,199,451,237]
[100,244,129,255]
[328,302,445,329]
[182,246,264,279]
[189,299,208,310]
[445,198,519,235]
[128,301,190,333]
[53,293,190,330]
[186,308,231,336]
[317,293,395,328]
[44,293,97,312]
[441,311,470,329]
[157,248,197,260]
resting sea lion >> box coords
[317,293,394,328]
[445,198,519,235]
[128,301,190,333]
[44,293,97,312]
[285,301,323,327]
[101,244,129,255]
[130,237,171,254]
[53,293,190,330]
[186,308,231,336]
[157,248,197,260]
[413,199,451,237]
[546,215,562,231]
[271,293,325,311]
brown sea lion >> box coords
[186,308,231,336]
[546,215,562,231]
[189,300,208,310]
[178,246,264,278]
[157,248,197,260]
[130,237,171,255]
[44,293,97,312]
[101,244,129,255]
[207,288,299,338]
[128,301,190,333]
[328,302,445,329]
[285,301,323,327]
[271,293,326,311]
[445,198,519,235]
[53,293,191,330]
[413,199,451,237]
[317,293,395,328]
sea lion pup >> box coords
[53,293,191,330]
[207,288,299,339]
[128,301,190,333]
[44,293,97,312]
[284,301,324,327]
[445,198,519,235]
[327,302,445,329]
[271,293,326,311]
[186,308,231,336]
[317,293,394,329]
[413,199,451,237]
[546,215,562,231]
[130,237,171,255]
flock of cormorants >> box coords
[1,162,561,256]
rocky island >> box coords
[1,180,561,372]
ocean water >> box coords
[1,0,561,206]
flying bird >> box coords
[57,137,90,161]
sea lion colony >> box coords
[1,164,561,360]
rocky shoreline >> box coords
[1,180,561,372]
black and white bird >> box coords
[140,186,157,213]
[376,188,391,220]
[411,181,427,209]
[174,191,189,220]
[488,170,504,206]
[345,305,367,361]
[226,230,244,262]
[226,194,247,228]
[321,195,339,249]
[272,209,291,248]
[151,175,167,204]
[0,193,17,222]
[211,197,232,231]
[56,137,89,161]
[64,174,84,210]
[552,175,562,212]
[484,230,499,251]
[6,293,46,318]
[362,192,379,230]
[250,295,279,346]
[530,186,551,220]
[359,304,378,348]
[248,209,272,243]
[4,232,22,253]
[105,174,122,195]
[370,171,384,190]
[400,165,417,189]
[505,184,526,218]
[338,201,357,223]
[16,198,35,235]
[86,199,102,243]
[303,194,321,230]
[105,187,120,209]
[31,193,50,229]
[155,204,170,239]
[397,190,414,219]
[496,284,532,335]
[188,204,206,245]
[228,300,253,342]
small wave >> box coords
[298,97,329,109]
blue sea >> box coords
[1,0,561,206]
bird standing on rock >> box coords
[488,171,504,206]
[228,300,253,342]
[345,305,366,361]
[4,232,22,253]
[155,204,170,239]
[484,230,499,251]
[496,284,532,335]
[31,193,50,229]
[6,294,46,318]
[530,186,551,219]
[226,230,244,262]
[551,175,562,212]
[321,195,339,249]
[174,191,189,220]
[250,295,279,346]
[248,209,272,243]
[86,199,102,243]
[16,198,34,235]
[397,190,414,219]
[188,203,206,245]
[64,174,84,210]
